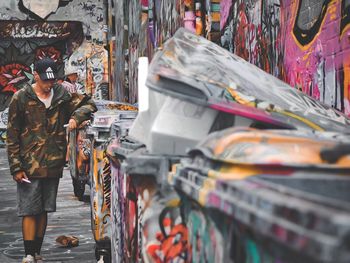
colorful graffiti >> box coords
[220,0,350,114]
[109,154,143,263]
[0,127,7,146]
[285,0,350,113]
[35,46,62,63]
[0,0,109,145]
[91,143,112,242]
[125,176,142,262]
[142,188,191,263]
[0,21,85,146]
[0,63,32,96]
[187,209,224,263]
[108,142,192,263]
[76,127,91,177]
[0,61,30,145]
[113,0,226,102]
[110,159,125,263]
[147,215,190,262]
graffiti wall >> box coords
[114,0,223,103]
[220,0,350,114]
[0,0,109,145]
[113,0,350,114]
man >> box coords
[6,57,97,263]
[61,65,85,167]
[61,66,84,94]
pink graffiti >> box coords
[283,0,348,107]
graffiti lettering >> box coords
[91,145,112,241]
[0,21,72,39]
[79,1,104,23]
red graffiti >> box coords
[0,63,31,94]
[125,177,141,261]
[147,218,191,263]
[35,46,62,63]
[234,7,249,61]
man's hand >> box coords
[13,171,28,183]
[68,118,77,132]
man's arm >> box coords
[7,93,23,176]
[67,93,97,128]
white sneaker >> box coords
[22,255,35,263]
[35,253,44,263]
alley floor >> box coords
[0,149,96,263]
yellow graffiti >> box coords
[225,87,323,130]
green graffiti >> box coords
[245,239,261,263]
[188,210,223,263]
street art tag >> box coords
[22,0,59,19]
[0,21,82,40]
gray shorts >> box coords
[17,178,60,217]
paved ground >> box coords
[0,149,96,262]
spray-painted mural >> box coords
[91,143,112,245]
[0,0,109,145]
[220,0,350,114]
[114,0,223,103]
[0,20,84,145]
[113,0,350,115]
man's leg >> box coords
[18,179,43,258]
[35,212,47,255]
[38,178,60,256]
[22,216,37,257]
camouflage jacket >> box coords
[7,82,97,178]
